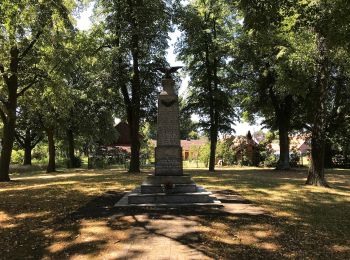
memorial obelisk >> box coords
[117,67,221,206]
[155,68,183,176]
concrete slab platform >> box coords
[114,188,223,208]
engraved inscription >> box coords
[155,78,183,175]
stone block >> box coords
[128,191,214,204]
[141,183,197,194]
[155,146,183,175]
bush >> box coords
[263,155,278,167]
[66,156,82,168]
[32,144,48,161]
[198,144,210,167]
[290,152,300,167]
[11,150,24,164]
[88,156,106,169]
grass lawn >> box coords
[0,166,349,259]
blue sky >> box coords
[76,4,262,136]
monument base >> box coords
[114,174,222,208]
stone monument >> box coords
[115,67,221,207]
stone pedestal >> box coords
[115,76,221,207]
[155,79,183,175]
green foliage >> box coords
[96,0,171,121]
[88,156,109,169]
[66,156,82,168]
[216,139,236,165]
[10,150,24,165]
[198,143,211,167]
[32,143,48,162]
[179,96,199,140]
[175,0,238,135]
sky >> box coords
[76,4,264,136]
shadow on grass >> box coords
[62,190,349,259]
[0,167,349,259]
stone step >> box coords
[144,174,194,185]
[128,191,214,204]
[141,183,197,194]
[115,200,223,208]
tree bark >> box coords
[276,113,290,170]
[306,34,329,187]
[127,0,141,173]
[268,72,292,170]
[46,128,56,173]
[67,129,76,168]
[0,47,19,182]
[23,130,32,165]
[0,115,16,181]
[324,140,333,168]
[209,125,218,172]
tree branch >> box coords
[0,95,9,107]
[0,107,7,124]
[94,44,113,55]
[0,63,9,84]
[14,131,25,147]
[31,135,44,149]
[17,75,40,97]
[19,31,43,60]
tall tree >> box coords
[0,0,74,181]
[175,0,237,172]
[235,0,308,170]
[14,102,43,165]
[297,0,350,186]
[97,0,171,172]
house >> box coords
[110,122,143,154]
[270,135,311,155]
[224,131,260,165]
[180,139,207,160]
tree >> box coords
[235,0,309,170]
[296,0,350,186]
[179,96,199,140]
[58,31,118,168]
[175,0,237,172]
[14,102,43,165]
[97,0,171,172]
[0,0,74,181]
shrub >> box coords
[66,156,82,168]
[263,155,278,167]
[11,150,24,164]
[32,144,48,161]
[88,156,109,169]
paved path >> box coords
[108,191,266,260]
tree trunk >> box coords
[0,116,16,181]
[129,113,141,173]
[128,1,141,173]
[23,145,32,165]
[306,34,329,187]
[306,135,328,186]
[209,125,218,172]
[67,129,76,168]
[0,46,19,182]
[324,140,333,168]
[23,129,32,165]
[276,116,290,170]
[46,128,56,173]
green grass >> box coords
[0,166,349,259]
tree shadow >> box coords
[1,168,349,259]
